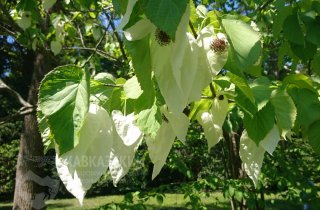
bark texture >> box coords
[13,52,56,210]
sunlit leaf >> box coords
[39,65,89,155]
[222,18,261,72]
[123,76,143,99]
[270,89,296,138]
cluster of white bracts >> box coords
[56,2,231,205]
[118,0,230,190]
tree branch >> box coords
[0,79,32,107]
[0,1,23,34]
[77,25,86,47]
[106,13,128,61]
[0,22,16,36]
[0,106,36,125]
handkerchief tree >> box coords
[1,0,319,209]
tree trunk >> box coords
[13,52,56,210]
[223,131,248,210]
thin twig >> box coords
[0,23,16,36]
[81,28,109,68]
[210,83,216,98]
[64,47,118,61]
[77,25,85,47]
[106,13,128,61]
[0,1,23,33]
[201,95,214,100]
[0,106,36,125]
[104,83,123,88]
[189,21,197,39]
[0,79,32,107]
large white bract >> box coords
[146,106,189,179]
[239,125,280,186]
[198,95,229,151]
[56,104,113,205]
[56,105,143,204]
[109,110,143,186]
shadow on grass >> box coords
[0,206,12,210]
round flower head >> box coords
[197,27,229,76]
[210,33,229,53]
[155,28,171,46]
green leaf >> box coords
[43,0,57,10]
[37,113,54,154]
[123,76,143,99]
[272,6,292,37]
[136,102,161,138]
[283,13,304,45]
[308,120,320,153]
[270,89,296,137]
[90,73,115,109]
[290,41,317,61]
[108,78,126,113]
[229,73,257,116]
[288,87,320,132]
[17,0,37,11]
[189,99,211,120]
[222,18,262,72]
[39,65,89,155]
[311,52,320,75]
[305,17,320,46]
[243,103,275,144]
[112,0,128,15]
[124,36,155,110]
[142,0,189,40]
[228,73,255,103]
[283,74,315,91]
[250,77,271,111]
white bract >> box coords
[161,106,189,143]
[56,104,113,205]
[197,26,229,76]
[239,125,280,187]
[109,110,143,186]
[198,95,229,151]
[146,121,176,179]
[16,12,31,30]
[146,106,189,179]
[56,105,144,204]
[50,40,62,55]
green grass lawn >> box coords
[1,192,319,210]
